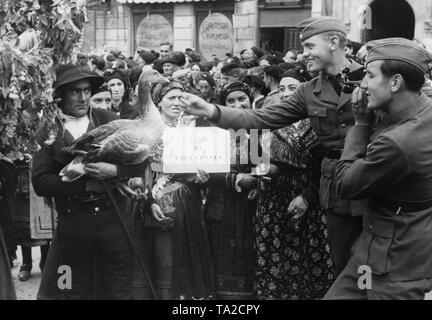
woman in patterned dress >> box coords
[254,68,334,300]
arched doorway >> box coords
[361,0,415,43]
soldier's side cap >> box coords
[365,38,432,74]
[297,16,346,42]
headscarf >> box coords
[220,80,253,105]
[281,69,308,83]
[151,81,185,106]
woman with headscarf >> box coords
[103,69,138,119]
[254,67,334,300]
[203,81,258,300]
[144,81,215,300]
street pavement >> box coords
[10,246,432,300]
[12,246,41,300]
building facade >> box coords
[82,0,432,58]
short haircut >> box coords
[160,42,172,49]
[90,55,106,70]
[321,31,347,49]
[380,60,426,92]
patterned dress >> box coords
[254,120,334,300]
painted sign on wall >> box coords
[136,14,173,50]
[199,12,233,61]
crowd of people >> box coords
[1,14,432,300]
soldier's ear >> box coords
[329,36,340,51]
[391,74,403,92]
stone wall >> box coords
[318,0,432,50]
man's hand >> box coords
[180,93,218,120]
[352,87,374,126]
[84,162,118,180]
[287,195,309,220]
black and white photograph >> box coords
[1,0,432,305]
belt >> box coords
[371,198,432,213]
[67,192,108,204]
[325,149,343,160]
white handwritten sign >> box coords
[199,13,233,61]
[136,14,173,51]
[162,127,231,173]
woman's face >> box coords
[159,88,184,121]
[107,78,125,102]
[191,64,201,74]
[90,91,112,110]
[279,77,301,101]
[225,91,251,109]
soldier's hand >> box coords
[180,93,218,120]
[352,87,374,126]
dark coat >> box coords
[337,93,432,281]
[31,107,146,211]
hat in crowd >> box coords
[151,81,185,106]
[161,52,186,67]
[251,47,264,59]
[220,80,253,106]
[263,65,284,82]
[195,72,215,87]
[53,64,104,95]
[138,50,156,64]
[365,37,432,74]
[297,16,346,42]
[103,69,130,89]
[281,69,307,83]
[172,69,189,80]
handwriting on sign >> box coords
[136,14,173,50]
[199,13,233,61]
[162,127,231,174]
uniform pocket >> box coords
[366,219,395,275]
[307,105,331,136]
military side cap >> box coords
[298,16,346,42]
[365,37,432,74]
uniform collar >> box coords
[379,93,430,129]
[313,59,362,94]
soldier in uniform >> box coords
[181,16,365,276]
[325,38,432,300]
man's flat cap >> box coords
[366,37,432,74]
[298,16,346,42]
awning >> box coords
[117,0,216,3]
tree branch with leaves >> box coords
[0,0,87,161]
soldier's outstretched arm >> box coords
[181,86,309,130]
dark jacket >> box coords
[31,108,146,214]
[337,93,432,281]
